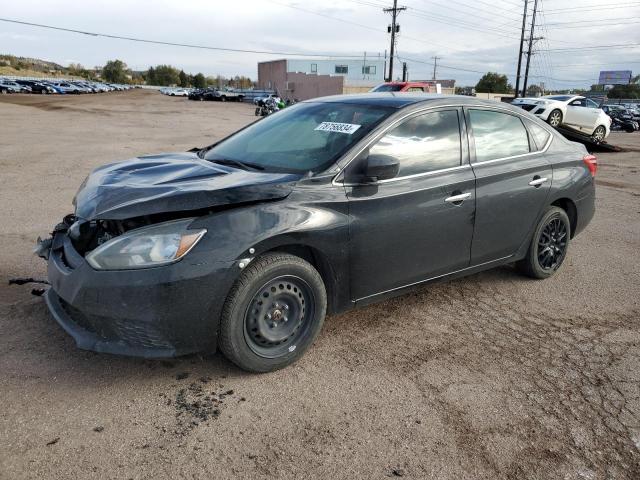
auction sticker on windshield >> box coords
[315,122,361,134]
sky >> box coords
[1,0,639,90]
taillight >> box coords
[583,154,597,177]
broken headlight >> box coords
[86,218,206,270]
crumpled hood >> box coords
[73,152,301,220]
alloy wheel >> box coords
[536,217,568,271]
[549,111,562,127]
[592,126,605,142]
[243,275,315,358]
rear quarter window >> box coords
[526,121,552,151]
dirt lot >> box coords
[0,90,639,479]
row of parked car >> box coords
[0,78,135,95]
[159,86,246,102]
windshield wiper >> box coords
[209,158,265,171]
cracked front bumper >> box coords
[44,231,237,358]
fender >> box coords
[190,177,352,312]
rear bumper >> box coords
[44,231,237,358]
[574,182,596,237]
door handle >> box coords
[529,177,548,187]
[445,192,471,204]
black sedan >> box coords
[37,94,596,372]
[15,80,56,94]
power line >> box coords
[545,43,640,52]
[544,2,640,13]
[0,17,371,58]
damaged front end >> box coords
[36,151,301,358]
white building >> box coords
[285,58,385,84]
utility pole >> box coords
[431,56,441,81]
[522,0,539,97]
[402,62,408,82]
[514,0,528,98]
[384,1,406,82]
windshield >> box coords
[371,84,403,92]
[204,102,394,174]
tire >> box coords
[1,89,7,95]
[220,96,227,102]
[517,206,571,279]
[219,253,327,373]
[255,107,260,116]
[40,89,47,95]
[547,109,563,128]
[592,125,606,142]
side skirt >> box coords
[353,255,515,308]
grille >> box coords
[111,319,173,349]
[59,298,173,349]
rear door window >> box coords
[468,109,531,162]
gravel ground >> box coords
[0,90,639,480]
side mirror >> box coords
[364,154,400,182]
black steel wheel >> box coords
[592,125,606,142]
[219,253,327,372]
[517,206,571,279]
[547,109,563,128]
[243,275,315,359]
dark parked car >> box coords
[15,80,56,94]
[37,94,596,372]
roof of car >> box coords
[306,93,522,110]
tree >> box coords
[526,84,543,97]
[179,70,189,87]
[147,65,180,86]
[192,73,206,89]
[475,72,512,93]
[607,83,640,99]
[102,59,130,83]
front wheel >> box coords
[219,253,327,373]
[517,207,571,279]
[592,125,606,142]
[547,109,563,128]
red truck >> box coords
[370,82,435,93]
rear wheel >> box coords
[220,96,227,102]
[592,125,606,142]
[547,109,563,128]
[219,253,327,373]
[517,206,571,279]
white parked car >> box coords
[166,88,190,97]
[512,95,611,141]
